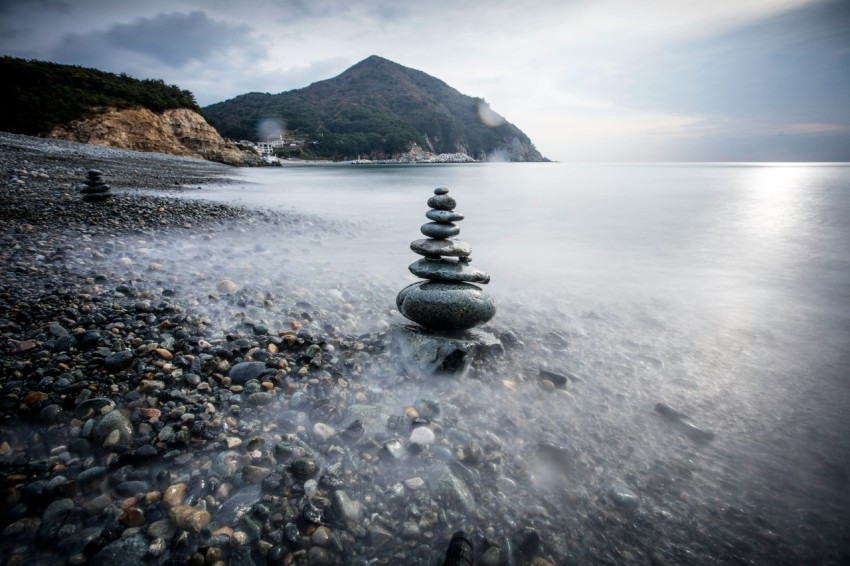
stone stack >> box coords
[396,188,495,331]
[80,168,112,202]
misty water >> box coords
[131,162,849,562]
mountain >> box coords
[0,57,256,165]
[203,55,547,162]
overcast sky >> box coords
[2,0,848,161]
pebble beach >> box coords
[1,132,846,566]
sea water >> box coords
[165,162,850,561]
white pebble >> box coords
[409,426,435,445]
[313,422,335,442]
[304,479,318,497]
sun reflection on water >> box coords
[739,165,816,244]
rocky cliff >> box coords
[48,108,256,166]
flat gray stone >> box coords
[420,222,459,239]
[426,209,464,222]
[408,258,490,284]
[91,534,148,566]
[390,324,504,376]
[434,187,449,195]
[229,361,267,384]
[396,281,495,330]
[93,409,133,445]
[410,238,471,258]
[429,466,476,512]
[332,490,360,522]
[104,350,134,373]
[427,194,456,211]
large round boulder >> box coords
[396,281,495,331]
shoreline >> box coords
[1,132,250,233]
[1,132,843,565]
[0,132,509,565]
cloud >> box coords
[49,10,261,68]
[776,123,850,135]
[0,0,70,14]
[1,0,846,160]
[0,0,70,40]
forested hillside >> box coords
[0,57,200,135]
[203,55,546,161]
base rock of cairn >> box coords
[79,168,111,202]
[393,187,500,375]
[390,324,503,375]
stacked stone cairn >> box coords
[79,168,111,202]
[396,187,496,331]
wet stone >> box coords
[217,485,262,524]
[420,222,460,239]
[408,258,490,284]
[77,466,107,486]
[610,482,640,509]
[401,521,420,539]
[104,350,134,373]
[313,422,335,442]
[243,465,272,484]
[409,427,435,445]
[430,468,475,513]
[91,533,148,566]
[307,546,333,566]
[162,483,186,507]
[410,238,471,258]
[76,329,101,350]
[289,457,320,481]
[427,193,457,211]
[301,501,326,525]
[169,504,211,532]
[93,410,133,445]
[391,325,503,376]
[332,490,360,522]
[247,391,274,405]
[479,546,501,566]
[426,209,464,222]
[396,281,497,331]
[311,525,332,546]
[229,361,268,384]
[284,523,302,547]
[383,439,405,460]
[337,419,364,443]
[116,480,149,496]
[369,525,394,548]
[120,507,146,527]
[42,498,75,521]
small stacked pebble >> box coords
[396,188,495,331]
[79,168,111,202]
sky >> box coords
[1,0,848,161]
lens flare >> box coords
[477,100,505,127]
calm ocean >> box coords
[169,162,850,559]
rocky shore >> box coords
[0,133,526,565]
[1,133,843,566]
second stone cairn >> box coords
[396,187,496,331]
[79,168,112,202]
